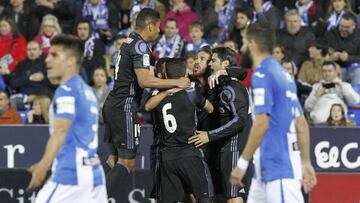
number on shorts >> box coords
[162,103,177,133]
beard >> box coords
[240,48,253,69]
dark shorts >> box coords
[161,156,214,202]
[103,102,140,159]
[219,151,253,199]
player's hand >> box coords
[176,77,191,89]
[27,161,49,192]
[230,167,245,186]
[301,161,317,193]
[208,70,226,89]
[166,88,182,95]
[188,131,209,147]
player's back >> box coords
[155,88,201,161]
[251,57,302,182]
[50,75,104,186]
[107,32,151,112]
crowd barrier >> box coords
[0,126,359,202]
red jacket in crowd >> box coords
[0,104,22,124]
[0,33,27,73]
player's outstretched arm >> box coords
[135,69,190,89]
[230,114,269,186]
[27,118,72,191]
[295,114,317,193]
[144,88,182,111]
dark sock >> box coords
[106,163,130,198]
[102,160,113,175]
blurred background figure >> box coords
[0,90,22,124]
[26,95,50,124]
[326,103,355,127]
[34,14,61,56]
[91,67,110,124]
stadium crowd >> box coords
[0,0,360,125]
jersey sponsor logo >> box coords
[253,88,265,106]
[143,54,150,67]
[56,96,75,114]
[60,85,72,91]
[125,37,134,44]
[253,72,265,78]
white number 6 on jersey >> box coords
[162,103,177,133]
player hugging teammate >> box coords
[146,46,253,203]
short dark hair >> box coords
[136,8,160,30]
[155,57,170,76]
[75,18,93,34]
[166,58,186,79]
[340,11,358,25]
[166,18,178,27]
[246,22,275,54]
[322,61,337,70]
[235,7,254,22]
[51,34,84,67]
[212,47,237,67]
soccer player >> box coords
[189,47,253,203]
[146,58,214,203]
[103,8,190,197]
[27,34,107,202]
[230,22,317,203]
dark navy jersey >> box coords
[106,32,151,112]
[208,78,252,152]
[154,88,206,160]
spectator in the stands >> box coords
[0,90,22,124]
[160,0,199,42]
[252,0,281,30]
[282,59,312,106]
[216,0,236,43]
[155,18,184,58]
[298,40,327,85]
[184,51,196,75]
[277,9,315,67]
[76,18,106,83]
[130,0,166,20]
[34,14,61,56]
[326,12,360,84]
[118,11,138,37]
[82,0,119,43]
[0,14,27,74]
[109,34,126,57]
[305,61,360,124]
[34,0,76,33]
[8,41,49,110]
[229,7,253,51]
[326,12,360,68]
[223,39,242,66]
[3,0,40,40]
[273,44,288,63]
[26,95,50,124]
[294,0,318,27]
[91,67,110,124]
[326,0,352,31]
[326,103,355,127]
[184,21,209,53]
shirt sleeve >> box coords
[53,85,76,121]
[131,40,151,69]
[208,84,249,140]
[251,70,273,115]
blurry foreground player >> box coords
[103,8,189,198]
[146,58,214,202]
[27,34,107,202]
[230,22,317,203]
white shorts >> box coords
[248,178,304,203]
[35,181,107,203]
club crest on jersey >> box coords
[143,54,150,66]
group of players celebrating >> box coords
[27,7,317,203]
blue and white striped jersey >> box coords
[251,56,303,182]
[49,75,104,186]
